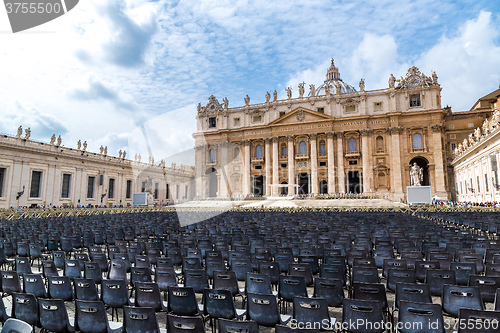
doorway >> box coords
[298,173,309,195]
[206,168,217,197]
[409,157,430,186]
[347,171,361,194]
[253,175,265,196]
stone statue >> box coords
[286,87,292,99]
[474,127,481,140]
[273,90,277,102]
[410,162,423,186]
[482,119,489,135]
[119,150,122,158]
[122,151,126,159]
[324,82,331,97]
[24,127,31,140]
[491,109,500,127]
[50,134,56,144]
[359,78,365,92]
[148,156,152,164]
[77,140,81,150]
[138,153,141,162]
[244,95,250,106]
[16,126,22,138]
[223,97,229,109]
[432,71,438,85]
[104,146,108,155]
[83,141,87,151]
[56,135,62,146]
[151,157,154,165]
[298,83,305,98]
[457,143,463,153]
[468,133,474,145]
[145,175,153,194]
[389,74,396,88]
[99,145,104,154]
[265,91,271,103]
[309,84,316,97]
[463,138,468,148]
[134,153,138,161]
[197,103,201,113]
[335,81,341,94]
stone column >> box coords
[194,145,204,199]
[287,136,295,195]
[265,138,272,196]
[431,124,448,199]
[336,132,345,193]
[272,137,279,196]
[310,134,318,194]
[243,140,251,196]
[390,127,404,200]
[220,143,229,198]
[327,132,335,194]
[361,129,372,193]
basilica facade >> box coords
[194,60,449,201]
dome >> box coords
[308,58,356,96]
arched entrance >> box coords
[409,157,429,186]
[319,180,328,194]
[280,181,288,196]
[206,168,218,197]
[252,175,264,196]
[298,173,309,195]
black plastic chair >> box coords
[278,275,307,312]
[155,267,177,298]
[53,251,66,269]
[394,283,432,310]
[292,296,333,330]
[289,263,313,286]
[42,261,59,279]
[313,277,344,307]
[415,260,439,283]
[15,257,32,275]
[245,273,273,295]
[12,292,39,329]
[184,269,209,293]
[319,264,346,286]
[386,268,415,292]
[123,306,160,333]
[450,262,477,286]
[246,292,291,327]
[259,261,280,288]
[468,275,500,302]
[341,298,385,333]
[1,270,22,296]
[397,300,444,333]
[352,282,388,315]
[212,270,244,302]
[101,279,130,321]
[167,286,200,316]
[203,288,245,330]
[458,308,500,333]
[47,275,74,301]
[38,298,75,332]
[90,253,109,274]
[167,313,205,333]
[231,259,252,281]
[64,259,82,279]
[84,262,102,285]
[108,260,127,282]
[134,282,166,312]
[218,318,258,333]
[425,269,455,296]
[351,266,380,286]
[442,285,484,318]
[74,278,99,301]
[23,273,47,298]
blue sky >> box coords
[0,0,499,165]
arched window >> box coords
[376,136,384,151]
[319,140,326,154]
[348,138,357,152]
[281,144,287,157]
[255,145,263,158]
[209,149,215,162]
[413,133,423,149]
[299,141,307,155]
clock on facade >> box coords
[409,76,420,87]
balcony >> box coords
[295,154,309,160]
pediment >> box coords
[269,107,334,126]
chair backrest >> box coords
[288,263,313,286]
[75,300,110,333]
[1,270,21,295]
[382,259,407,278]
[351,266,380,285]
[231,259,252,281]
[468,275,500,302]
[74,278,99,301]
[319,264,346,285]
[84,262,102,284]
[342,298,384,333]
[395,283,432,310]
[398,301,444,333]
[259,261,280,285]
[313,277,343,307]
[90,253,108,273]
[64,259,82,279]
[213,271,240,296]
[278,275,307,302]
[386,268,416,292]
[12,292,38,327]
[292,296,330,328]
[167,313,205,333]
[218,318,259,333]
[485,263,500,277]
[352,282,388,310]
[415,260,440,282]
[155,267,177,291]
[167,286,199,316]
[38,298,74,332]
[1,318,33,333]
[108,260,127,281]
[245,273,272,295]
[202,288,236,320]
[450,262,477,285]
[458,308,500,333]
[246,292,281,327]
[184,269,208,293]
[123,306,160,333]
[135,282,163,312]
[48,275,74,301]
[135,255,151,269]
[131,267,152,286]
[23,273,47,298]
[15,257,32,275]
[442,285,483,318]
[42,261,59,278]
[425,269,456,296]
[101,279,130,308]
[53,251,66,268]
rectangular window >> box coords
[166,184,170,199]
[253,115,262,123]
[374,102,382,111]
[208,117,217,128]
[281,146,287,157]
[126,180,132,199]
[233,118,240,126]
[0,168,5,197]
[176,185,179,199]
[99,174,103,186]
[255,165,262,170]
[185,185,188,199]
[154,183,159,199]
[279,111,286,117]
[449,125,455,129]
[281,164,287,168]
[87,176,95,199]
[317,107,325,114]
[451,143,456,150]
[108,178,115,199]
[348,160,358,165]
[30,171,42,198]
[141,181,146,193]
[345,105,356,113]
[477,176,481,193]
[61,174,71,198]
[468,123,474,128]
[485,174,489,192]
[409,94,421,107]
[319,144,326,154]
[319,161,327,167]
